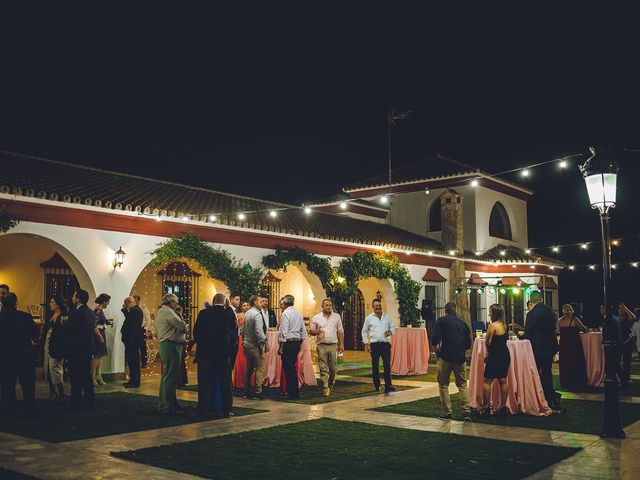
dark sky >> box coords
[1,3,639,313]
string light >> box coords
[181,216,189,221]
[612,264,617,270]
[209,215,217,222]
[238,213,246,220]
[339,202,347,210]
[633,263,639,268]
[380,195,388,204]
[269,210,278,218]
[581,243,588,250]
[589,265,596,270]
[521,168,530,177]
[475,251,481,256]
[449,250,456,256]
[525,249,531,254]
[569,266,575,270]
[304,207,312,214]
[499,250,506,256]
[552,246,559,253]
[559,159,567,168]
[470,179,479,187]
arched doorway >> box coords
[0,233,96,316]
[343,288,365,350]
[263,263,326,321]
[130,257,228,363]
[0,233,97,364]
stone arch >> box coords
[0,232,97,307]
[489,201,512,240]
[266,262,327,318]
[357,277,400,325]
[426,195,442,232]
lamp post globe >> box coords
[579,147,625,439]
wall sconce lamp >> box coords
[113,246,126,269]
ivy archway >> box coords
[149,232,263,300]
[262,247,421,326]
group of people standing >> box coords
[431,291,562,420]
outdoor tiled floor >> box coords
[2,354,639,479]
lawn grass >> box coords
[114,418,579,480]
[553,374,640,397]
[0,468,40,480]
[372,393,640,435]
[0,392,262,442]
[338,365,469,383]
[338,366,435,382]
[181,380,415,404]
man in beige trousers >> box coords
[310,298,344,396]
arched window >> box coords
[428,198,441,232]
[489,202,512,240]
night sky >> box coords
[1,4,639,316]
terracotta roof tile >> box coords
[0,151,441,252]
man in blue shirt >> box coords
[361,299,395,393]
[432,302,471,421]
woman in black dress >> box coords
[482,303,511,417]
[92,293,110,386]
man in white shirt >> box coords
[310,298,344,396]
[278,294,307,399]
[361,298,395,393]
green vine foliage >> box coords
[149,232,263,300]
[262,247,422,327]
[0,206,19,233]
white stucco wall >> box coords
[2,219,449,372]
[474,186,528,252]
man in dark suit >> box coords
[524,291,559,411]
[193,293,237,417]
[227,292,241,373]
[0,292,39,416]
[121,296,143,387]
[65,289,96,410]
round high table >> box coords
[391,327,430,375]
[469,338,551,416]
[580,332,605,387]
[233,331,316,389]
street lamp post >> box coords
[579,147,625,438]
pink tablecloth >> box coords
[391,327,429,375]
[233,331,316,389]
[580,332,605,387]
[469,338,551,416]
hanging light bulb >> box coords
[632,262,639,268]
[449,250,456,256]
[581,243,588,250]
[380,195,388,204]
[589,265,596,270]
[525,249,531,254]
[500,250,506,256]
[304,206,312,214]
[475,251,481,256]
[521,168,530,177]
[425,187,430,195]
[559,159,568,169]
[471,179,479,187]
[269,210,278,218]
[238,213,246,221]
[209,215,217,222]
[552,246,559,253]
[339,202,347,210]
[569,265,575,270]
